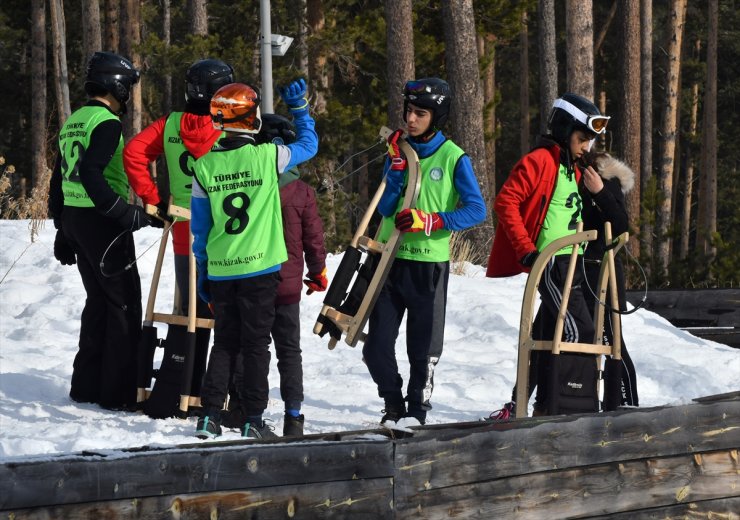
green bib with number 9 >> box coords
[163,112,224,209]
[193,143,287,277]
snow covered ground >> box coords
[1,220,738,462]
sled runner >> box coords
[514,222,627,418]
[313,126,421,349]
[137,201,214,418]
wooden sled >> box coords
[137,202,214,418]
[515,221,627,418]
[313,126,421,349]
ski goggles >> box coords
[552,98,610,134]
[404,80,432,95]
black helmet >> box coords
[85,51,140,113]
[256,113,296,145]
[547,93,610,147]
[185,59,235,103]
[403,77,452,130]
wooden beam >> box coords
[5,477,394,519]
[0,440,394,511]
[394,399,740,494]
[395,449,740,518]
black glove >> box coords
[154,201,173,223]
[105,197,156,231]
[519,250,539,268]
[53,229,76,266]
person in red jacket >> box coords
[122,59,234,409]
[487,93,610,417]
[222,114,327,437]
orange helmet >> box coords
[210,83,262,134]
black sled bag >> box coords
[143,324,208,419]
[547,353,599,414]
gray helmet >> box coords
[547,93,610,147]
[85,51,140,114]
[402,77,452,129]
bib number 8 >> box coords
[223,192,250,234]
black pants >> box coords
[583,260,639,408]
[518,255,595,411]
[200,272,280,417]
[62,207,142,408]
[362,259,449,413]
[272,302,303,408]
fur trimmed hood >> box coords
[589,153,636,194]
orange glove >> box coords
[303,267,328,295]
[386,129,407,172]
[395,208,444,236]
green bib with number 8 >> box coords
[193,143,287,277]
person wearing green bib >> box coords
[48,51,159,411]
[363,78,487,427]
[486,93,610,419]
[191,79,318,440]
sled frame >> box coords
[313,126,422,349]
[514,222,627,418]
[138,201,214,415]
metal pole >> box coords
[260,0,274,113]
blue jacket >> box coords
[378,131,486,231]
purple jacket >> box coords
[277,176,327,305]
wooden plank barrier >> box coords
[1,397,738,519]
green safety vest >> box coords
[163,112,224,209]
[193,143,287,277]
[536,163,584,256]
[59,105,128,207]
[377,139,463,262]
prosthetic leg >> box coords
[313,126,421,349]
[514,222,627,418]
[137,203,214,418]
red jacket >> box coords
[123,113,221,255]
[486,142,582,278]
[277,176,327,305]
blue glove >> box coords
[279,78,308,112]
[196,264,211,304]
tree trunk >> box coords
[617,0,641,245]
[680,42,700,260]
[81,0,102,68]
[479,33,496,200]
[538,0,557,135]
[297,0,309,77]
[565,0,593,99]
[384,0,415,130]
[120,0,142,138]
[656,0,687,274]
[162,0,172,113]
[697,0,718,258]
[189,0,208,36]
[31,0,47,192]
[49,0,71,123]
[640,0,654,269]
[519,9,530,155]
[307,0,328,115]
[442,0,490,253]
[103,0,119,52]
[593,1,617,57]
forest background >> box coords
[0,0,737,288]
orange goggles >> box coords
[552,98,610,135]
